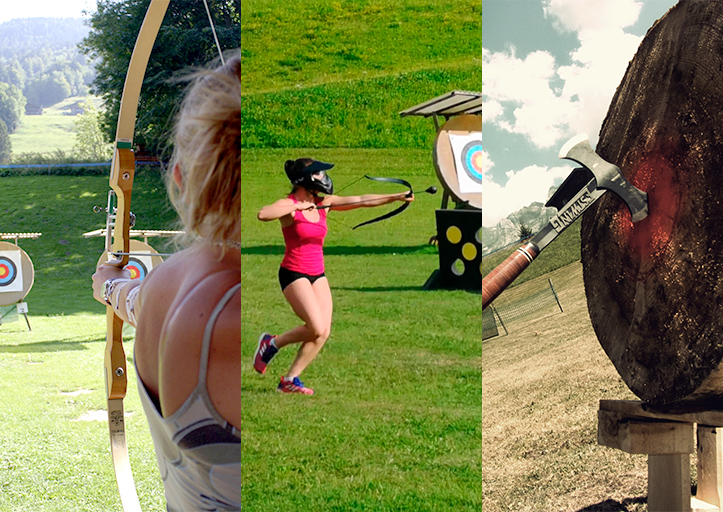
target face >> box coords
[448,132,483,195]
[125,258,148,280]
[0,243,34,305]
[0,256,18,287]
[462,141,483,184]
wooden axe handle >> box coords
[482,242,540,310]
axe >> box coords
[482,134,648,310]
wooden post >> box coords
[597,400,723,512]
[697,426,723,508]
[648,454,692,512]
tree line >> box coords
[0,0,240,164]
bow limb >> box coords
[351,175,413,230]
[105,2,169,511]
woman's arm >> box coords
[257,198,314,221]
[323,192,412,211]
[91,264,142,326]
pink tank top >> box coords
[281,195,328,274]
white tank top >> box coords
[136,283,241,511]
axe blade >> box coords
[559,135,649,222]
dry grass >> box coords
[483,262,667,511]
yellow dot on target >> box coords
[462,242,477,261]
[446,226,462,244]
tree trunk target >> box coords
[582,0,723,405]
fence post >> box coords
[548,279,563,313]
[491,304,508,336]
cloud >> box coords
[543,0,643,33]
[482,164,570,227]
[483,48,571,148]
[483,0,644,148]
[481,0,646,225]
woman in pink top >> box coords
[255,158,413,394]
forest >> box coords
[0,17,95,163]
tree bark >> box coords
[582,0,723,405]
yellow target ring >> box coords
[462,242,477,261]
[446,226,462,244]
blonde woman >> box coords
[255,159,413,395]
[91,55,240,510]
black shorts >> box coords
[278,266,326,291]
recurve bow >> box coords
[104,2,169,510]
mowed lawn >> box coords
[483,262,655,512]
[240,149,482,511]
[0,148,481,510]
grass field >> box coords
[241,149,481,510]
[8,96,103,157]
[0,148,481,511]
[483,262,663,511]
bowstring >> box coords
[203,0,225,65]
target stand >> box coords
[401,92,481,291]
[0,236,40,331]
[599,400,723,512]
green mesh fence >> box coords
[483,279,563,339]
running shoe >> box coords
[253,333,278,374]
[277,376,314,395]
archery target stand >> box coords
[0,234,41,331]
[400,92,482,291]
[598,399,723,512]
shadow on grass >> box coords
[576,496,646,512]
[334,285,427,292]
[242,244,433,256]
[0,339,95,353]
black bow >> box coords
[351,175,414,229]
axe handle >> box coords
[482,242,540,310]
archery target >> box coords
[125,257,149,280]
[97,240,164,282]
[449,133,483,194]
[0,254,19,290]
[0,242,35,306]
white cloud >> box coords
[543,0,643,33]
[483,0,644,149]
[481,0,646,226]
[482,164,570,227]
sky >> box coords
[482,0,678,227]
[0,0,95,24]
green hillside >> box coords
[482,219,582,289]
[241,0,481,148]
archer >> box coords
[253,158,413,394]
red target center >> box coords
[127,266,141,280]
[471,152,484,172]
[0,265,7,278]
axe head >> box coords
[559,134,649,222]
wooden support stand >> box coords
[599,400,723,512]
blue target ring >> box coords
[0,256,17,287]
[462,141,483,184]
[124,258,148,281]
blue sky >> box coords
[482,0,677,227]
[0,0,94,24]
